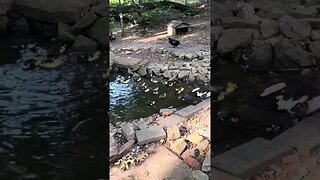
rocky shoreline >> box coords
[110,42,211,84]
[212,0,320,70]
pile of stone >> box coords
[109,98,211,179]
[0,0,107,53]
[110,47,211,84]
[212,0,320,70]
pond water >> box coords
[212,59,299,155]
[109,72,201,124]
[0,34,107,179]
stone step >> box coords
[211,168,241,180]
[212,138,293,179]
[135,125,166,145]
[157,114,187,129]
[271,115,320,156]
[174,105,201,118]
[194,98,211,110]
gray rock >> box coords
[159,108,177,116]
[256,2,289,19]
[175,105,202,118]
[134,121,148,130]
[311,30,320,40]
[72,11,98,31]
[202,154,211,172]
[212,138,293,179]
[0,0,13,15]
[163,70,172,79]
[151,66,161,76]
[167,125,180,141]
[0,16,9,32]
[178,70,190,79]
[188,74,196,83]
[136,125,166,145]
[196,75,209,84]
[71,35,98,52]
[137,66,147,77]
[132,73,140,79]
[57,22,76,43]
[185,53,196,60]
[189,170,209,180]
[197,66,207,75]
[279,15,311,40]
[260,19,279,38]
[14,0,95,23]
[171,138,187,155]
[222,17,260,29]
[120,124,135,141]
[157,114,187,129]
[191,67,198,74]
[274,38,316,68]
[89,17,107,48]
[302,18,320,29]
[309,41,320,59]
[8,17,29,33]
[171,70,179,78]
[271,115,320,155]
[248,44,273,67]
[291,6,318,18]
[92,0,107,16]
[217,29,253,55]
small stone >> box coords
[281,154,299,165]
[185,157,201,170]
[160,108,177,116]
[136,125,166,145]
[137,66,147,77]
[178,70,190,79]
[187,133,204,145]
[120,124,135,141]
[171,138,187,155]
[167,125,181,141]
[202,154,211,172]
[197,139,209,151]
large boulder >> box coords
[274,38,316,68]
[248,44,273,67]
[71,35,98,52]
[291,6,318,18]
[0,0,13,15]
[92,0,107,17]
[13,0,97,23]
[255,1,289,19]
[302,18,320,29]
[217,28,253,55]
[279,15,311,40]
[0,16,9,32]
[7,17,29,33]
[221,17,260,29]
[309,41,320,59]
[88,17,107,48]
[57,22,76,43]
[72,11,98,31]
[260,19,279,38]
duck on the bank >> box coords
[168,37,180,48]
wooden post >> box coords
[120,13,125,37]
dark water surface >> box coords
[212,59,299,155]
[0,34,107,179]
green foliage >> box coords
[185,8,199,16]
[138,6,172,27]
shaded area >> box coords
[0,34,107,179]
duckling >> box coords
[121,79,130,84]
[151,79,158,83]
[176,87,184,94]
[159,93,167,99]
